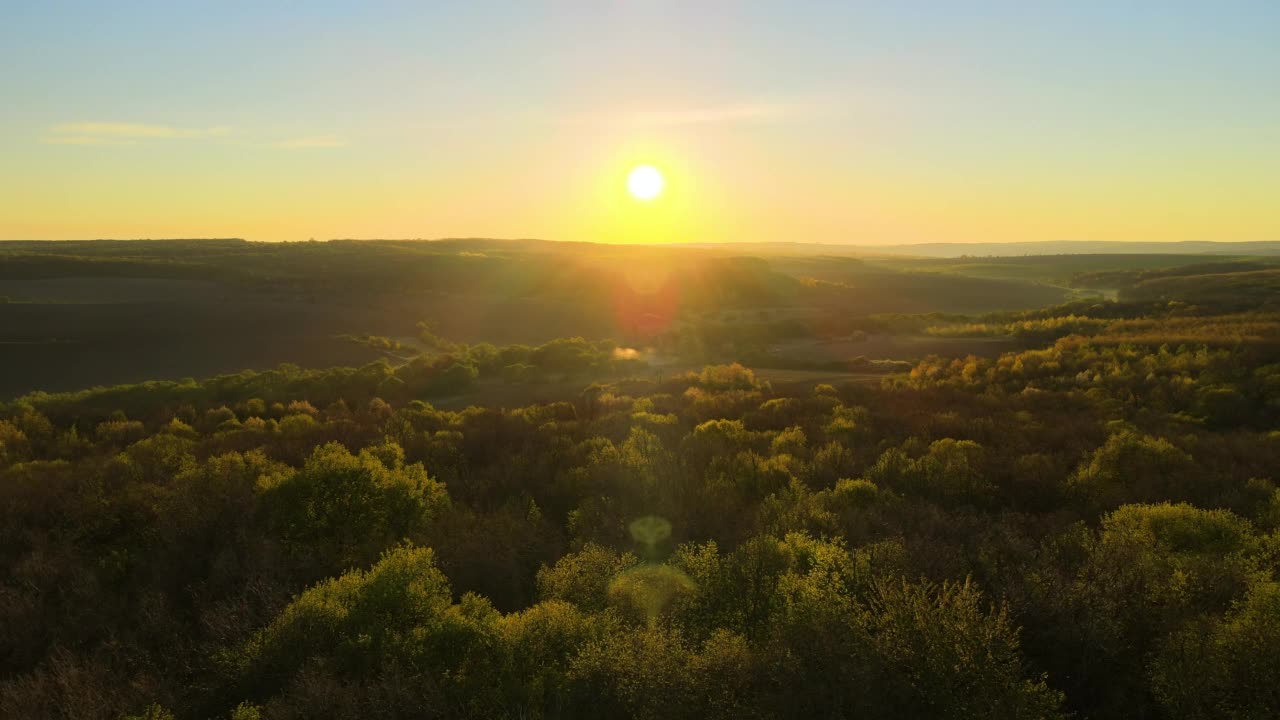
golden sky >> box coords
[1,3,1277,244]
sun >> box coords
[627,164,664,201]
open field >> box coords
[7,239,1276,400]
[0,239,1075,399]
[766,334,1020,364]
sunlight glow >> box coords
[627,165,665,201]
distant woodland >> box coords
[1,239,1279,719]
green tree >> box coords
[1151,581,1280,719]
[262,442,448,574]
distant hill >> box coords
[681,240,1280,258]
[886,241,1280,257]
[11,238,1280,258]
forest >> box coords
[2,240,1279,719]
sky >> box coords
[1,1,1278,244]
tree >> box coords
[862,578,1066,719]
[233,545,505,717]
[1151,581,1280,719]
[262,442,449,575]
[1069,431,1198,510]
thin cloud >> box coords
[274,135,347,149]
[40,122,346,149]
[41,135,138,146]
[47,122,231,140]
[42,122,231,147]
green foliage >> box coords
[926,313,1110,341]
[861,578,1066,719]
[239,546,453,679]
[4,278,1280,718]
[263,442,448,573]
[121,705,176,720]
[1069,431,1197,510]
[537,544,639,612]
[1077,503,1263,633]
[868,438,994,507]
[1151,581,1280,719]
[234,545,507,716]
[228,703,263,720]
